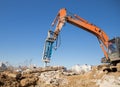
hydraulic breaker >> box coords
[42,30,55,66]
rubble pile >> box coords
[0,65,120,87]
[40,71,68,86]
[0,66,68,87]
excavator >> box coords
[42,8,120,71]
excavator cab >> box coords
[101,37,120,64]
[109,37,120,64]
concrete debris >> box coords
[40,71,68,85]
[96,75,120,87]
[71,64,92,74]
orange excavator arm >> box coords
[42,8,110,66]
[52,8,109,59]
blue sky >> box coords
[0,0,120,67]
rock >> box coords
[20,79,27,86]
[22,69,32,74]
[3,71,21,80]
[50,78,59,86]
[62,71,76,76]
[20,77,38,87]
[7,73,17,78]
